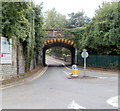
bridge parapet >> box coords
[44,30,64,40]
[43,28,74,40]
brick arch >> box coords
[42,38,76,66]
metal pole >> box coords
[84,57,86,76]
[75,48,77,64]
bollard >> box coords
[72,64,78,77]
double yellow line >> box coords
[1,58,71,90]
[0,66,48,90]
[47,59,71,70]
[47,59,71,75]
[28,66,48,82]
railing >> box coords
[77,55,119,69]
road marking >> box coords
[85,69,118,75]
[107,96,118,108]
[47,59,62,64]
[28,66,48,82]
[0,81,26,90]
[47,58,118,79]
[47,56,118,75]
[0,66,48,90]
[68,100,86,109]
[98,77,117,79]
[47,59,71,70]
[63,71,70,75]
[47,58,72,76]
[64,65,71,70]
[98,77,109,79]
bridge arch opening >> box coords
[42,38,76,66]
[46,47,71,66]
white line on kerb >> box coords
[98,77,117,79]
[107,96,118,108]
[68,100,86,109]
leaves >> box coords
[44,8,69,29]
[64,1,119,55]
[68,11,90,28]
[2,2,44,71]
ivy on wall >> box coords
[1,2,44,71]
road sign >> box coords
[0,54,4,57]
[0,37,12,64]
[81,49,89,58]
[81,49,89,76]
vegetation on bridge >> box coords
[1,1,119,70]
[44,1,119,55]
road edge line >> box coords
[63,71,70,75]
[0,66,48,90]
[48,59,71,70]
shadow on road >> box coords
[47,64,71,67]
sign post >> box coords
[75,48,77,64]
[81,49,89,76]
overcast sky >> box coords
[33,0,114,18]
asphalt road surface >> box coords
[2,56,118,109]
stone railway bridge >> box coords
[42,29,77,66]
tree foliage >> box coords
[2,2,30,40]
[64,1,120,55]
[1,2,44,71]
[44,8,69,29]
[68,11,90,28]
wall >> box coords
[0,36,42,80]
[0,37,25,80]
[0,37,17,80]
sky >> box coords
[33,0,114,18]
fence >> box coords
[77,55,119,69]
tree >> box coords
[63,1,119,55]
[2,2,44,71]
[33,4,44,64]
[92,1,120,54]
[68,11,90,28]
[2,2,30,40]
[44,8,69,29]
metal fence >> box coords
[77,55,119,69]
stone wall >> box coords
[0,37,25,80]
[0,36,41,80]
[0,37,17,80]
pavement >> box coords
[1,55,118,109]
